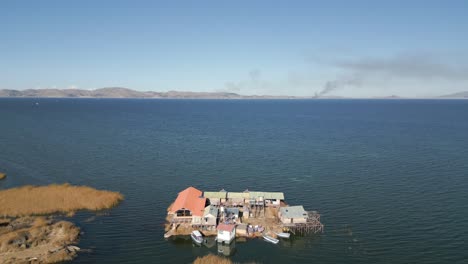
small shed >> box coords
[203,205,218,227]
[217,224,236,243]
[263,192,284,206]
[249,191,284,206]
[236,223,248,236]
[227,192,248,205]
[242,206,250,219]
[278,206,308,224]
[248,191,264,206]
[204,191,227,205]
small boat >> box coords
[191,230,204,245]
[262,234,279,244]
[164,231,172,238]
[275,232,291,239]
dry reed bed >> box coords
[193,254,234,264]
[0,217,81,263]
[0,183,123,217]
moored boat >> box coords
[191,230,204,245]
[262,234,279,244]
[163,231,173,238]
[275,232,291,239]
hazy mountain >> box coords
[439,91,468,98]
[0,87,300,99]
[2,88,468,99]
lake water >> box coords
[0,98,467,263]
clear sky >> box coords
[1,0,467,97]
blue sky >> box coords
[1,0,467,97]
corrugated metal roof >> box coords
[204,205,218,217]
[248,191,263,199]
[279,206,308,219]
[249,191,284,200]
[217,223,235,232]
[225,207,239,215]
[204,190,284,200]
[204,191,227,199]
[264,192,285,200]
[227,192,249,199]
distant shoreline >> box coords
[1,87,467,100]
[1,96,468,100]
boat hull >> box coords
[191,231,204,245]
[262,235,279,244]
[275,232,290,239]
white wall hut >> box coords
[278,205,308,224]
[217,224,236,243]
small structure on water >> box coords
[278,206,308,224]
[166,186,323,243]
[217,223,236,243]
[279,206,324,234]
[249,191,284,207]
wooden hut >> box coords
[203,205,218,228]
[203,191,227,205]
[249,191,284,206]
[226,192,248,206]
[264,192,284,206]
[236,223,248,236]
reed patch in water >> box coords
[0,183,123,217]
[193,254,233,264]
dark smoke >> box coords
[316,76,361,97]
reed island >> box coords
[0,183,123,264]
[165,186,323,251]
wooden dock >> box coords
[282,211,324,234]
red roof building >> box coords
[170,187,206,217]
[217,223,236,232]
[217,223,236,243]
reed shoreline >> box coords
[0,183,123,217]
[0,183,123,264]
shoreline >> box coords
[0,183,123,263]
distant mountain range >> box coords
[439,91,468,98]
[0,87,301,99]
[0,87,467,99]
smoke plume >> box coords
[316,76,362,97]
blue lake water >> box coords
[0,98,467,263]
